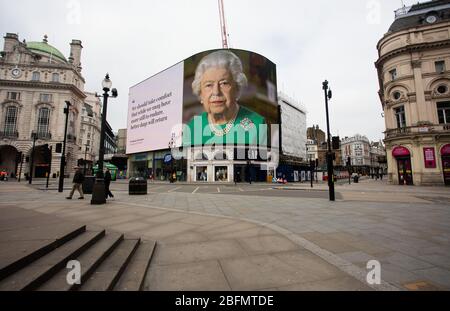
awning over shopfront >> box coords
[392,146,410,157]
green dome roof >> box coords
[26,41,67,62]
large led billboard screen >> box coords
[127,49,277,154]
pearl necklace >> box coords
[208,107,239,137]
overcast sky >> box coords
[1,0,420,142]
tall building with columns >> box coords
[0,33,85,179]
[376,0,450,186]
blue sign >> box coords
[163,154,173,164]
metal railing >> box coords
[385,124,450,138]
[394,5,412,19]
[0,131,19,139]
[32,132,52,140]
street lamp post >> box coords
[322,80,335,201]
[91,74,117,205]
[58,101,71,192]
[28,131,38,184]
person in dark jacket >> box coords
[66,166,85,199]
[104,168,114,199]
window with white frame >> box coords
[32,71,40,81]
[394,106,406,128]
[37,108,50,136]
[4,106,18,135]
[437,101,450,124]
[7,92,21,100]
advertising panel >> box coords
[127,49,277,154]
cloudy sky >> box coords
[1,0,420,142]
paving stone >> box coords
[278,276,372,291]
[412,267,450,288]
[153,239,247,265]
[145,260,230,291]
[139,222,197,240]
[237,235,302,255]
[220,251,345,291]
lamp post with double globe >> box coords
[91,74,118,204]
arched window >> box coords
[37,108,50,137]
[4,106,18,136]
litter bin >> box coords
[353,175,359,183]
[129,177,147,195]
[82,176,96,194]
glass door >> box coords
[397,157,413,185]
[442,156,450,186]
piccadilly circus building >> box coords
[0,33,87,180]
[126,49,307,183]
[376,0,450,186]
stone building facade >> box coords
[0,33,85,179]
[376,0,450,185]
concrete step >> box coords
[0,225,86,281]
[0,230,104,291]
[114,240,156,291]
[79,238,140,291]
[37,232,123,291]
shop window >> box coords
[196,166,208,181]
[215,166,228,182]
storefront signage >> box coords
[163,154,173,164]
[392,146,410,157]
[423,147,436,168]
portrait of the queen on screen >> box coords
[183,50,267,146]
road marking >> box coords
[238,187,244,192]
[217,187,220,193]
[168,187,181,193]
[192,187,199,194]
[150,186,165,191]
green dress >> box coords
[183,105,267,146]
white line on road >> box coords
[238,187,244,192]
[217,187,221,193]
[192,187,199,194]
[168,187,181,193]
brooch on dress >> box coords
[240,118,255,131]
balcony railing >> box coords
[385,124,450,139]
[0,131,19,139]
[31,132,52,140]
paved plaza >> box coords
[0,177,449,291]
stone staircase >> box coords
[0,225,156,291]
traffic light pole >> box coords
[323,80,335,201]
[58,101,71,193]
[46,145,52,189]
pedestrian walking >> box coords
[104,168,114,199]
[66,166,85,199]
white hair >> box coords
[192,50,248,98]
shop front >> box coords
[441,144,450,186]
[392,146,413,185]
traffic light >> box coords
[332,136,340,150]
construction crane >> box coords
[218,0,229,49]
